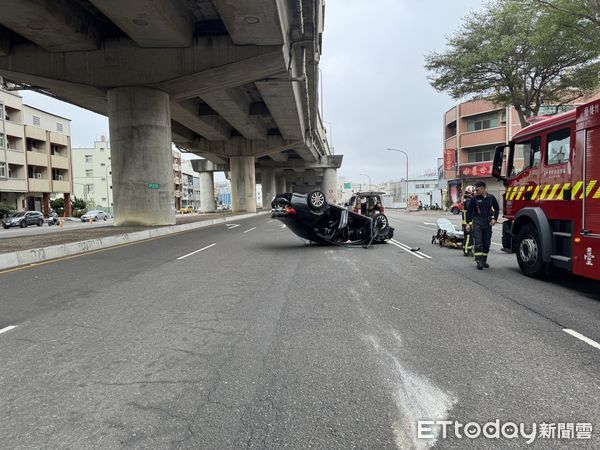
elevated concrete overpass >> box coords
[0,0,340,224]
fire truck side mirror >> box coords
[492,145,509,182]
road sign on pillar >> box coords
[147,183,160,190]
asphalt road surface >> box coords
[0,212,598,449]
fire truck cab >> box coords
[492,98,600,281]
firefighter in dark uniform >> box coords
[461,185,476,256]
[466,181,499,270]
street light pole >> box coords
[359,173,371,191]
[386,148,409,203]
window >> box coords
[85,155,93,164]
[100,163,105,167]
[33,116,40,126]
[538,105,574,116]
[56,123,63,133]
[0,133,4,148]
[512,137,541,177]
[467,112,499,132]
[501,110,507,123]
[546,128,570,165]
[101,177,106,182]
[0,162,6,178]
[467,146,495,163]
[86,184,95,194]
[86,169,93,177]
[415,184,425,189]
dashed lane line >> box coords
[244,227,257,233]
[388,240,424,260]
[563,329,600,351]
[226,224,241,229]
[176,243,216,261]
[0,325,17,335]
[392,239,433,259]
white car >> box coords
[81,210,108,222]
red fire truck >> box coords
[492,98,600,280]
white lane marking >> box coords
[392,239,432,259]
[492,242,503,247]
[226,224,240,229]
[563,329,600,351]
[0,325,17,335]
[280,224,286,228]
[177,243,216,260]
[243,227,256,233]
[388,240,424,259]
[423,222,437,226]
[267,220,273,223]
[418,225,437,231]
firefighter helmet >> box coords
[465,185,476,196]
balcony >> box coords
[52,180,71,193]
[5,150,26,165]
[460,127,507,148]
[27,150,49,167]
[4,120,23,138]
[49,131,69,146]
[28,177,51,193]
[51,154,69,169]
[24,125,47,141]
[0,178,27,192]
[445,136,457,149]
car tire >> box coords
[451,207,460,215]
[3,225,9,229]
[93,217,98,221]
[37,219,43,226]
[20,221,27,228]
[373,214,390,233]
[103,216,107,221]
[515,224,545,278]
[307,190,327,212]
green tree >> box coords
[71,196,86,211]
[0,202,15,218]
[425,0,600,127]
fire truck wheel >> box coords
[516,224,545,278]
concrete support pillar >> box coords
[261,169,276,208]
[63,193,72,217]
[108,87,175,226]
[199,171,215,213]
[230,156,256,213]
[322,168,338,204]
[42,193,50,216]
[286,182,294,193]
[276,176,287,194]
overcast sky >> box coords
[20,0,485,184]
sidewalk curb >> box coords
[0,211,269,271]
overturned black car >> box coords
[271,191,394,247]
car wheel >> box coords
[451,207,460,215]
[20,220,27,228]
[93,216,98,221]
[373,214,390,233]
[103,216,107,221]
[3,225,9,229]
[37,219,43,226]
[307,190,326,211]
[516,224,545,278]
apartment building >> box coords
[173,149,183,211]
[181,159,201,211]
[72,136,112,213]
[443,95,600,205]
[0,88,73,214]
